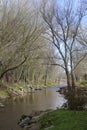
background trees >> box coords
[0,0,60,86]
[0,0,87,88]
[0,0,43,82]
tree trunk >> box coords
[44,65,48,86]
[71,71,75,90]
[66,70,71,91]
[69,51,75,90]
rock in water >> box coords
[18,115,32,127]
[0,103,5,108]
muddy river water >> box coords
[0,86,66,130]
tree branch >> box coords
[0,56,27,79]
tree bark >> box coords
[66,70,71,91]
[71,71,75,89]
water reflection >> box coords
[0,87,66,130]
[29,93,35,104]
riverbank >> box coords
[0,80,87,100]
[39,109,87,130]
[0,80,58,100]
[18,109,87,130]
[58,81,87,110]
[0,82,29,100]
[0,81,46,100]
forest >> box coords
[0,0,87,130]
[0,0,87,90]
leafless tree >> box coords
[40,0,87,90]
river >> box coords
[0,86,67,130]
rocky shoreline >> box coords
[18,109,53,130]
[0,84,46,100]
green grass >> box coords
[40,110,87,130]
[11,83,28,91]
[0,90,9,95]
[0,90,10,98]
[46,81,57,87]
[81,80,87,86]
[0,82,29,99]
[12,84,20,91]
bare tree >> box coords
[40,0,87,90]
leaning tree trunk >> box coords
[0,57,27,80]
